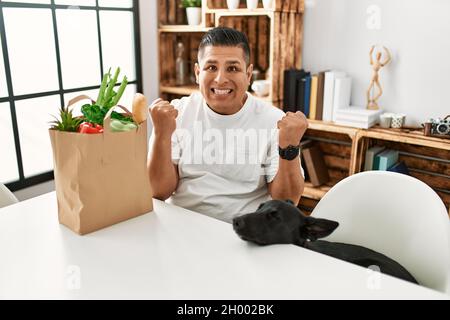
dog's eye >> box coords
[267,211,280,220]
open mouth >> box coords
[211,88,233,96]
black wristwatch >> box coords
[279,144,300,161]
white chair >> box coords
[311,171,450,293]
[0,183,18,209]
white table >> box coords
[0,192,448,300]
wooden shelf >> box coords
[301,120,450,213]
[303,183,332,201]
[360,126,450,151]
[307,119,360,139]
[158,0,304,104]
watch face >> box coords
[280,145,300,160]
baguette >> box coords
[132,93,148,124]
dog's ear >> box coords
[257,203,265,210]
[302,217,339,241]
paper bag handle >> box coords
[103,105,134,135]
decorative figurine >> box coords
[367,45,392,110]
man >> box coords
[148,27,308,223]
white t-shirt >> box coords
[149,92,304,223]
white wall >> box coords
[302,0,450,126]
[139,0,159,102]
[139,0,158,136]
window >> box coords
[0,0,142,191]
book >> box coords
[387,161,410,175]
[301,144,330,187]
[309,75,318,120]
[315,71,326,121]
[322,71,346,121]
[304,75,312,118]
[335,107,383,122]
[283,69,298,113]
[296,70,311,114]
[364,145,386,171]
[332,77,352,122]
[300,140,314,181]
[334,118,379,129]
[373,149,399,171]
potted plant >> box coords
[182,0,202,26]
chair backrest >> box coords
[0,183,18,209]
[311,171,450,293]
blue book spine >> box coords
[376,150,399,170]
[304,76,311,118]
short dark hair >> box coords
[198,27,251,66]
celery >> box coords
[111,76,128,107]
[104,67,121,109]
[97,67,111,106]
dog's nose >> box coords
[233,218,245,230]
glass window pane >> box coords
[56,8,101,90]
[54,0,96,6]
[98,0,133,8]
[15,95,60,178]
[3,8,59,96]
[2,0,50,3]
[100,10,136,82]
[0,102,19,184]
[0,34,8,98]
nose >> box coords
[214,69,228,85]
[233,218,245,230]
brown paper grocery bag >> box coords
[49,95,153,235]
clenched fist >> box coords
[150,98,178,139]
[277,111,309,148]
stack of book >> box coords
[364,146,410,175]
[283,69,353,124]
[334,107,383,129]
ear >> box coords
[246,64,254,84]
[302,217,339,241]
[194,63,200,84]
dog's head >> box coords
[232,200,339,246]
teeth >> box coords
[213,89,232,95]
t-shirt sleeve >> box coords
[264,129,305,184]
[147,98,182,165]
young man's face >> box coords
[195,46,253,115]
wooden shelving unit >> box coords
[300,121,450,215]
[157,0,304,104]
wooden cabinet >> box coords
[299,121,450,216]
[157,0,304,105]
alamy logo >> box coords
[175,121,276,166]
[66,265,81,290]
[367,265,382,290]
[366,5,381,30]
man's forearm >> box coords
[269,157,305,205]
[148,136,178,200]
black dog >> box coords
[233,200,418,284]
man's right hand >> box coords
[149,98,179,139]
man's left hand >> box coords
[277,111,309,148]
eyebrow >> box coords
[204,59,242,65]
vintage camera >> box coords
[424,116,450,136]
